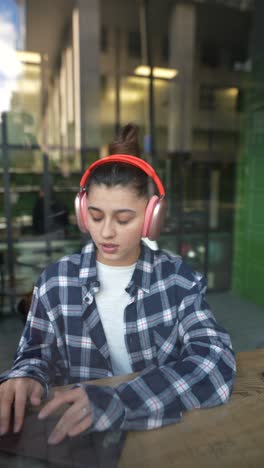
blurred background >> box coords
[0,0,264,344]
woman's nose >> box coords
[101,219,115,238]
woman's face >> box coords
[87,184,148,266]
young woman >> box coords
[0,124,235,445]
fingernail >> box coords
[31,398,40,406]
[48,432,60,445]
[38,411,45,419]
[14,424,20,433]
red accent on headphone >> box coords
[75,154,167,240]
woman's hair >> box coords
[108,123,141,156]
[87,123,156,198]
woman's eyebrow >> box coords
[88,206,102,212]
[114,209,136,214]
[88,206,135,214]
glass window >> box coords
[100,25,108,52]
[128,30,141,58]
[199,85,216,111]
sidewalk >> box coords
[208,291,264,352]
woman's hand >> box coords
[0,378,44,435]
[38,386,93,445]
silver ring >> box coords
[81,407,88,418]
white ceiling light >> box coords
[134,66,178,80]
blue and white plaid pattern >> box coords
[0,240,236,432]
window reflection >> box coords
[0,0,263,316]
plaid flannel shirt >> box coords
[0,240,236,431]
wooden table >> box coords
[118,348,264,468]
[1,348,264,467]
[52,348,264,467]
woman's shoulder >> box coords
[36,249,85,287]
[153,248,206,291]
[36,240,96,285]
[153,247,182,269]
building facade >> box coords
[0,0,263,312]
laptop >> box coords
[0,406,126,468]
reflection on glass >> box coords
[100,74,117,145]
[7,60,41,146]
[120,75,148,130]
[0,0,26,115]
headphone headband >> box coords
[79,154,165,197]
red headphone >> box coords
[75,154,167,240]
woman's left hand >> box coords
[38,387,92,445]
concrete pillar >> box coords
[73,0,101,150]
[168,2,196,153]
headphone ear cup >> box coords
[75,192,89,233]
[142,195,159,238]
[142,195,167,240]
[148,198,167,240]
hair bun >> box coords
[109,123,141,156]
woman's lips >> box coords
[101,243,119,254]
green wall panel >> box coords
[233,55,264,306]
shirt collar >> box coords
[79,240,98,286]
[79,239,155,294]
[126,241,154,294]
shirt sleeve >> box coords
[0,284,63,397]
[82,273,236,432]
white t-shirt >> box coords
[95,261,136,375]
